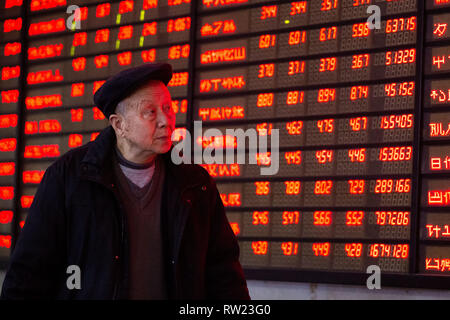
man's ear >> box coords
[109,113,124,136]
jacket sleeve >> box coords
[205,179,250,300]
[1,163,66,299]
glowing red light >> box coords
[288,60,305,75]
[352,22,369,37]
[0,235,11,248]
[29,18,64,36]
[23,170,44,183]
[0,114,18,128]
[4,17,22,33]
[28,43,63,60]
[117,51,132,66]
[349,180,364,194]
[25,94,62,109]
[259,34,276,49]
[30,0,66,11]
[198,105,244,121]
[288,30,307,45]
[4,42,21,56]
[93,107,105,120]
[200,19,235,36]
[256,93,274,107]
[167,17,191,33]
[319,26,337,41]
[71,83,85,97]
[168,72,188,87]
[313,211,332,224]
[316,150,333,163]
[200,46,245,64]
[0,187,14,200]
[352,54,369,69]
[386,17,416,33]
[369,244,408,259]
[286,121,303,135]
[386,49,416,66]
[168,44,190,60]
[202,0,246,8]
[27,69,63,84]
[70,55,85,74]
[379,146,412,161]
[260,5,277,19]
[348,148,366,162]
[255,181,270,195]
[1,90,19,104]
[143,0,158,9]
[317,119,334,133]
[282,211,300,225]
[94,81,105,95]
[94,55,109,69]
[70,108,83,122]
[349,117,367,131]
[24,144,60,158]
[220,192,241,206]
[68,134,83,148]
[281,242,299,256]
[119,0,134,13]
[229,222,240,235]
[38,119,61,133]
[375,211,409,226]
[143,22,157,36]
[380,114,413,129]
[346,211,364,226]
[95,29,110,43]
[0,138,16,152]
[350,86,368,100]
[284,151,301,165]
[72,32,87,47]
[5,0,23,9]
[118,25,133,40]
[200,164,240,177]
[345,243,363,257]
[385,82,414,97]
[314,181,332,194]
[199,76,245,92]
[425,257,450,272]
[1,66,20,80]
[286,91,304,105]
[96,3,110,17]
[21,195,34,208]
[317,88,335,102]
[141,49,156,63]
[252,211,269,225]
[290,1,307,15]
[90,132,100,141]
[312,242,330,256]
[285,181,301,195]
[374,179,411,194]
[251,241,268,255]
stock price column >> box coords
[194,0,418,275]
[20,0,193,231]
[0,0,24,263]
[421,0,450,275]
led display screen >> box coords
[0,0,449,288]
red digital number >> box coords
[285,181,301,195]
[312,242,330,256]
[346,211,364,225]
[282,211,300,225]
[345,243,363,257]
[349,180,365,194]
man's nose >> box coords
[156,107,169,127]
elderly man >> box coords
[1,63,250,300]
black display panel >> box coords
[1,0,450,289]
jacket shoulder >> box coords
[44,142,92,176]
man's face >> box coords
[116,80,175,155]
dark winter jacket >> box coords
[1,125,250,300]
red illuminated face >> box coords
[115,80,175,158]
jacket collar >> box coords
[80,125,199,192]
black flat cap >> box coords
[94,63,172,119]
